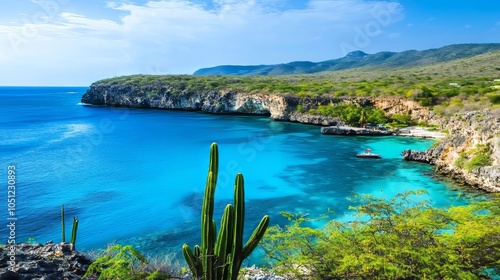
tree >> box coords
[261,191,500,279]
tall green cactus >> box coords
[61,204,66,243]
[71,217,79,246]
[183,142,270,280]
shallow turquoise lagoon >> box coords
[0,87,485,261]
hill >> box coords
[193,43,500,76]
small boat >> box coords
[356,148,381,159]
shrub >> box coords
[390,114,414,126]
[455,153,467,168]
[466,152,491,171]
[83,244,179,280]
[487,94,500,104]
[261,191,500,279]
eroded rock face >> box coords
[0,242,92,280]
[425,110,500,192]
[401,149,432,163]
[321,126,393,136]
[81,84,437,125]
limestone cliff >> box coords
[425,110,500,192]
[81,83,435,125]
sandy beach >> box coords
[396,126,447,139]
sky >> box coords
[0,0,499,86]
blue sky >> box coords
[0,0,499,85]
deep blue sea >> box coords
[0,87,485,262]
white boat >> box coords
[356,148,381,159]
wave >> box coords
[76,102,92,106]
[49,123,94,143]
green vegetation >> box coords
[454,144,492,171]
[307,104,389,126]
[95,51,500,119]
[83,244,178,280]
[261,191,500,279]
[182,142,270,280]
[467,144,492,171]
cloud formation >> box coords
[0,0,404,85]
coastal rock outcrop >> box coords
[424,110,500,192]
[401,149,431,163]
[321,126,393,136]
[0,242,92,280]
[402,110,500,192]
[81,83,436,125]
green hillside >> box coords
[96,50,500,118]
[193,43,500,76]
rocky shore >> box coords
[321,126,393,136]
[0,242,92,280]
[403,110,500,192]
[81,83,437,125]
[0,243,290,280]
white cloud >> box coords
[0,0,405,85]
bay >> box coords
[0,86,482,261]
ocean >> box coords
[0,86,484,261]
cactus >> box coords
[71,217,78,246]
[182,142,270,280]
[61,204,66,243]
[61,204,79,248]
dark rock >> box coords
[0,242,92,280]
[401,149,431,163]
[321,126,393,136]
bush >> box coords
[467,153,491,171]
[83,244,180,280]
[487,94,500,104]
[455,153,467,168]
[261,191,500,279]
[390,114,414,126]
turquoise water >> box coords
[0,87,484,261]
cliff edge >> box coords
[426,110,500,192]
[81,82,435,125]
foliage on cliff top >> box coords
[94,51,500,115]
[261,191,500,279]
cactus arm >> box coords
[209,143,218,186]
[215,205,234,280]
[183,244,202,278]
[201,143,219,280]
[61,204,65,243]
[241,215,270,259]
[70,217,78,247]
[228,174,245,280]
[201,172,215,279]
[194,245,201,258]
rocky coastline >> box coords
[81,83,437,125]
[81,83,499,192]
[0,242,92,280]
[320,126,393,136]
[401,110,499,192]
